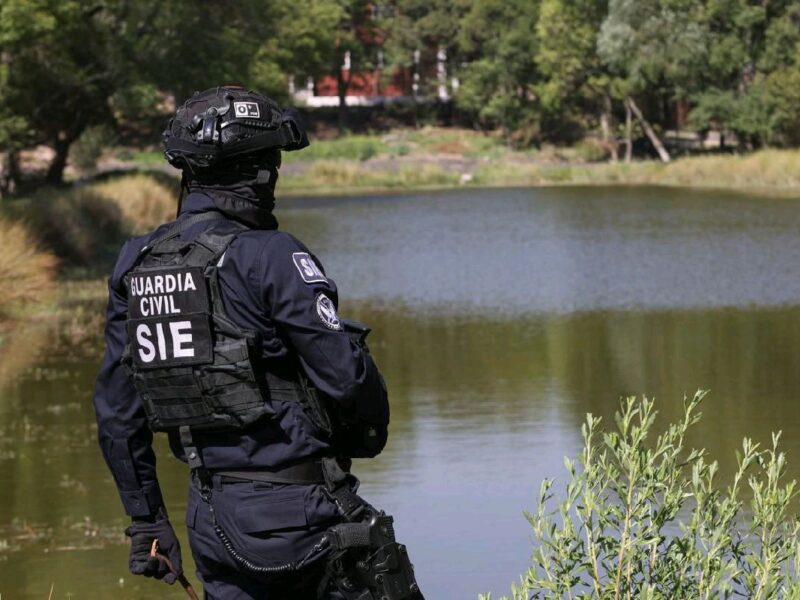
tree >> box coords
[456,0,541,144]
[686,0,800,148]
[385,0,471,110]
[325,0,389,130]
[248,0,345,104]
[598,0,710,161]
[0,51,29,197]
[0,0,330,185]
[535,0,611,150]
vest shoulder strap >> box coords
[141,210,227,256]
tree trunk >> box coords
[336,53,353,132]
[8,150,19,195]
[337,70,347,131]
[601,94,618,162]
[624,99,633,163]
[627,96,671,163]
[0,150,18,199]
[47,138,72,184]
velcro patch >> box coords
[293,252,328,284]
[125,267,213,368]
[233,101,260,119]
[316,293,342,331]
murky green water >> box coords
[4,186,800,599]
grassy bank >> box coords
[279,147,800,197]
[5,174,175,272]
[106,128,800,197]
[0,174,176,321]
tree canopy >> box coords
[2,0,800,187]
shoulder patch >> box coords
[316,293,342,331]
[292,252,328,284]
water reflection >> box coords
[3,187,800,598]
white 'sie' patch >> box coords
[233,101,260,119]
[316,293,342,330]
[292,252,328,284]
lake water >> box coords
[3,185,800,599]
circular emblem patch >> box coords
[316,293,342,331]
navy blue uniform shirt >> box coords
[93,193,388,517]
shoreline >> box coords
[69,128,800,200]
[4,145,800,320]
[277,178,800,200]
[270,149,800,200]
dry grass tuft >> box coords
[281,160,460,194]
[14,173,177,270]
[92,174,176,233]
[0,219,57,318]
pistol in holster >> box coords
[325,512,423,600]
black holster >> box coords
[325,514,422,600]
[317,457,422,599]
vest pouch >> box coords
[130,366,217,432]
[195,327,276,429]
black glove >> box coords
[125,515,183,585]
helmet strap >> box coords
[177,171,189,217]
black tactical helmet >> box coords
[162,86,309,172]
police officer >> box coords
[93,86,423,599]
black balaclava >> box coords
[183,150,281,230]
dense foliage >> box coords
[2,0,800,188]
[484,393,800,600]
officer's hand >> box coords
[125,516,183,584]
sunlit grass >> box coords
[90,173,177,233]
[283,134,388,162]
[279,127,512,163]
[8,174,176,270]
[280,159,461,195]
[0,219,57,319]
[109,129,800,197]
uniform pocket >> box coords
[234,489,308,533]
[185,496,199,530]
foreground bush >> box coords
[485,392,800,600]
[0,219,57,318]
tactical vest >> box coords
[122,211,330,435]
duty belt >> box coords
[209,458,367,521]
[180,425,371,578]
[211,461,326,485]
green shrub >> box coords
[485,392,800,600]
[283,135,386,162]
[573,138,609,163]
[70,125,115,174]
